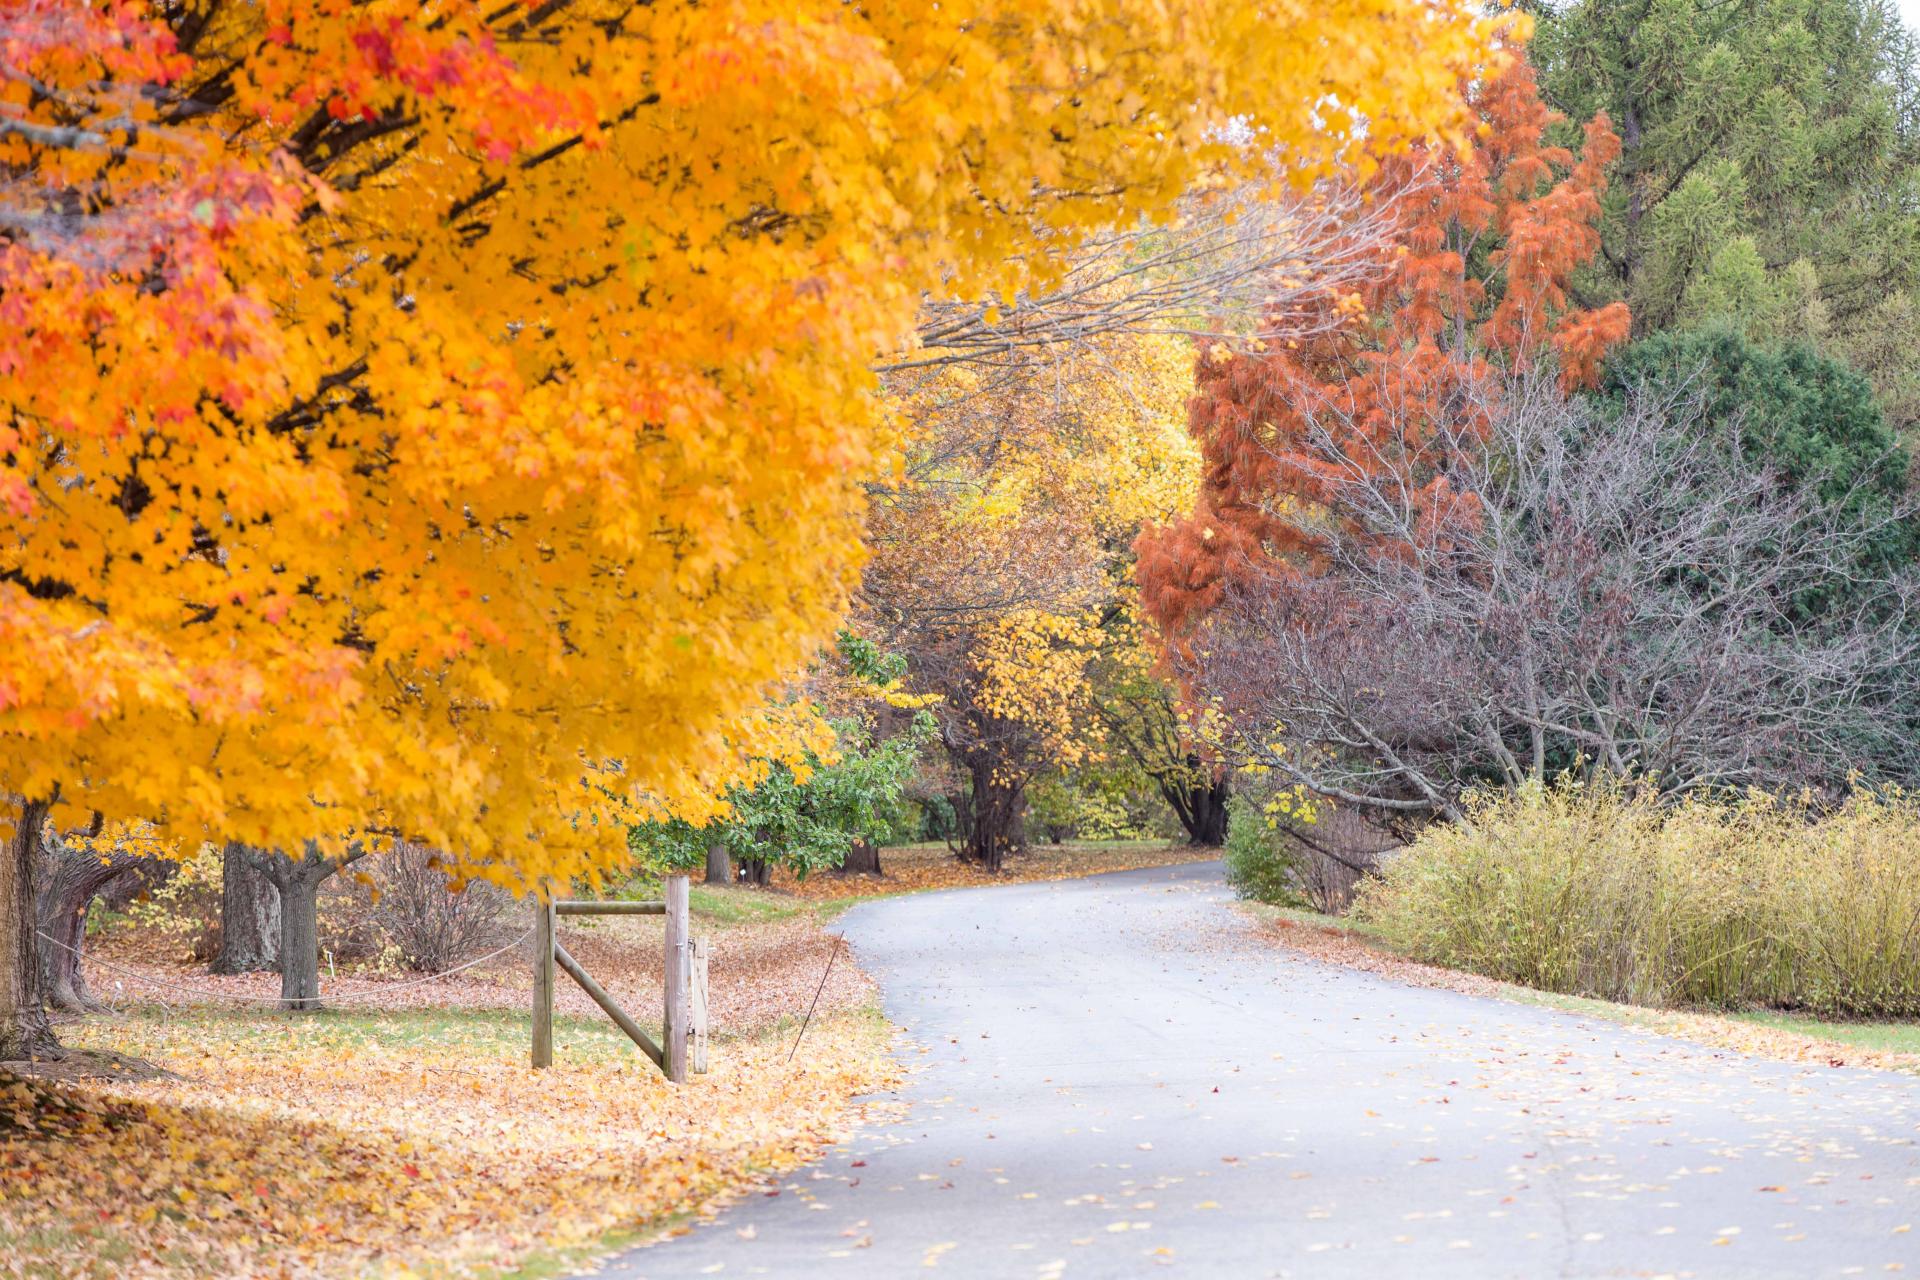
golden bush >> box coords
[1357,781,1920,1017]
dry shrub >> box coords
[117,844,223,962]
[371,843,510,974]
[1356,781,1920,1018]
[316,871,384,965]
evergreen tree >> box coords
[1535,0,1920,428]
[1603,328,1919,631]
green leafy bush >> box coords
[629,711,933,881]
[1026,773,1143,844]
[1222,803,1306,908]
[1358,781,1920,1018]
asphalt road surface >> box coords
[606,860,1920,1279]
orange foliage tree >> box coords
[1137,58,1632,637]
[1,1,1516,1048]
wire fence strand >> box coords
[787,933,843,1064]
[38,926,536,1011]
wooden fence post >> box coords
[532,898,555,1069]
[663,874,689,1083]
[690,935,710,1074]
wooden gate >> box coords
[530,874,709,1082]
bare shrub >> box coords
[372,843,510,974]
[1282,809,1398,914]
[316,870,383,965]
[1184,369,1920,824]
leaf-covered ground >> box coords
[85,891,872,1031]
[3,901,899,1280]
[1247,903,1920,1075]
[771,840,1215,901]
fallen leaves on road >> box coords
[773,842,1214,901]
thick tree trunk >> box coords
[250,844,360,1011]
[1163,768,1230,847]
[836,840,884,877]
[703,843,731,886]
[211,843,280,975]
[0,799,59,1061]
[35,830,156,1012]
[963,764,1026,873]
[1193,789,1228,846]
[278,872,322,1010]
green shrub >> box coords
[1356,781,1920,1018]
[1222,805,1307,908]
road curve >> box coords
[606,860,1920,1279]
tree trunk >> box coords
[963,764,1026,873]
[943,789,973,856]
[0,799,59,1061]
[211,843,281,975]
[278,871,321,1011]
[703,843,731,886]
[836,839,884,877]
[250,844,361,1012]
[35,829,157,1012]
[1163,768,1230,847]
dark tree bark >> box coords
[99,860,172,914]
[703,843,731,886]
[836,840,884,877]
[247,844,364,1011]
[211,843,280,975]
[962,763,1026,873]
[945,789,973,853]
[34,829,160,1012]
[0,799,59,1060]
[1162,766,1230,847]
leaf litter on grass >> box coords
[4,908,900,1280]
[771,842,1215,902]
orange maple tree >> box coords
[1137,59,1632,638]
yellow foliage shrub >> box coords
[1356,781,1920,1017]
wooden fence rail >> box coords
[530,874,708,1082]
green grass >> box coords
[1727,1010,1920,1054]
[0,1226,137,1280]
[610,877,863,927]
[482,1228,655,1280]
[687,883,817,926]
[689,881,886,926]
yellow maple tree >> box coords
[863,326,1206,867]
[1,1,1517,1049]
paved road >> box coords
[609,861,1920,1279]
